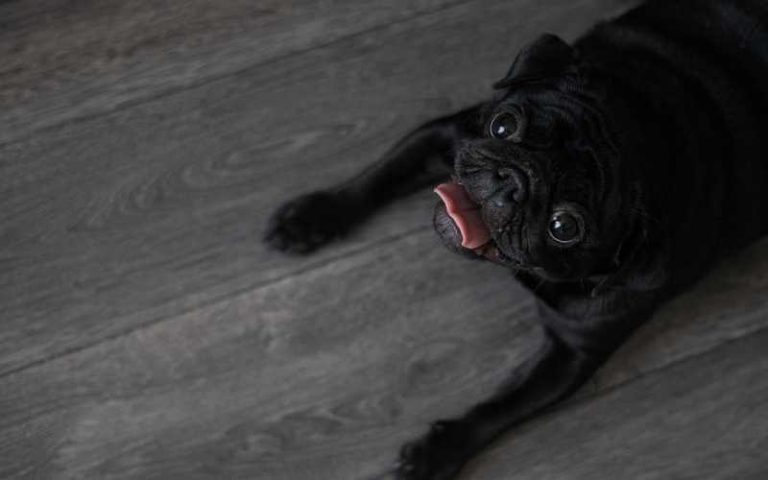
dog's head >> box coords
[435,35,648,283]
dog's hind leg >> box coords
[395,328,605,480]
[264,105,481,254]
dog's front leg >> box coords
[395,328,604,480]
[264,105,481,253]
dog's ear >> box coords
[493,34,575,89]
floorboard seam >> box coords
[0,0,474,150]
[554,322,768,416]
[463,324,768,475]
[2,299,765,441]
[0,225,432,380]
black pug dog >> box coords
[265,0,767,479]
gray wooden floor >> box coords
[1,1,767,479]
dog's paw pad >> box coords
[395,420,469,480]
[264,191,356,254]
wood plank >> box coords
[0,0,467,145]
[0,233,766,479]
[0,0,633,375]
[0,232,537,479]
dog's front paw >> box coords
[396,420,472,480]
[264,191,359,254]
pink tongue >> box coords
[434,182,491,249]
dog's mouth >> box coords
[434,182,490,248]
[433,182,512,263]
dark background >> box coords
[1,0,767,478]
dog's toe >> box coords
[264,191,353,254]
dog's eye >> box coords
[548,210,583,246]
[489,106,526,142]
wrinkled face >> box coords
[435,85,634,282]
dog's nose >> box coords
[488,167,528,207]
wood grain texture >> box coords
[3,0,767,479]
[0,0,633,375]
[0,0,465,145]
[0,233,538,479]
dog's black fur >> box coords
[265,1,768,478]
